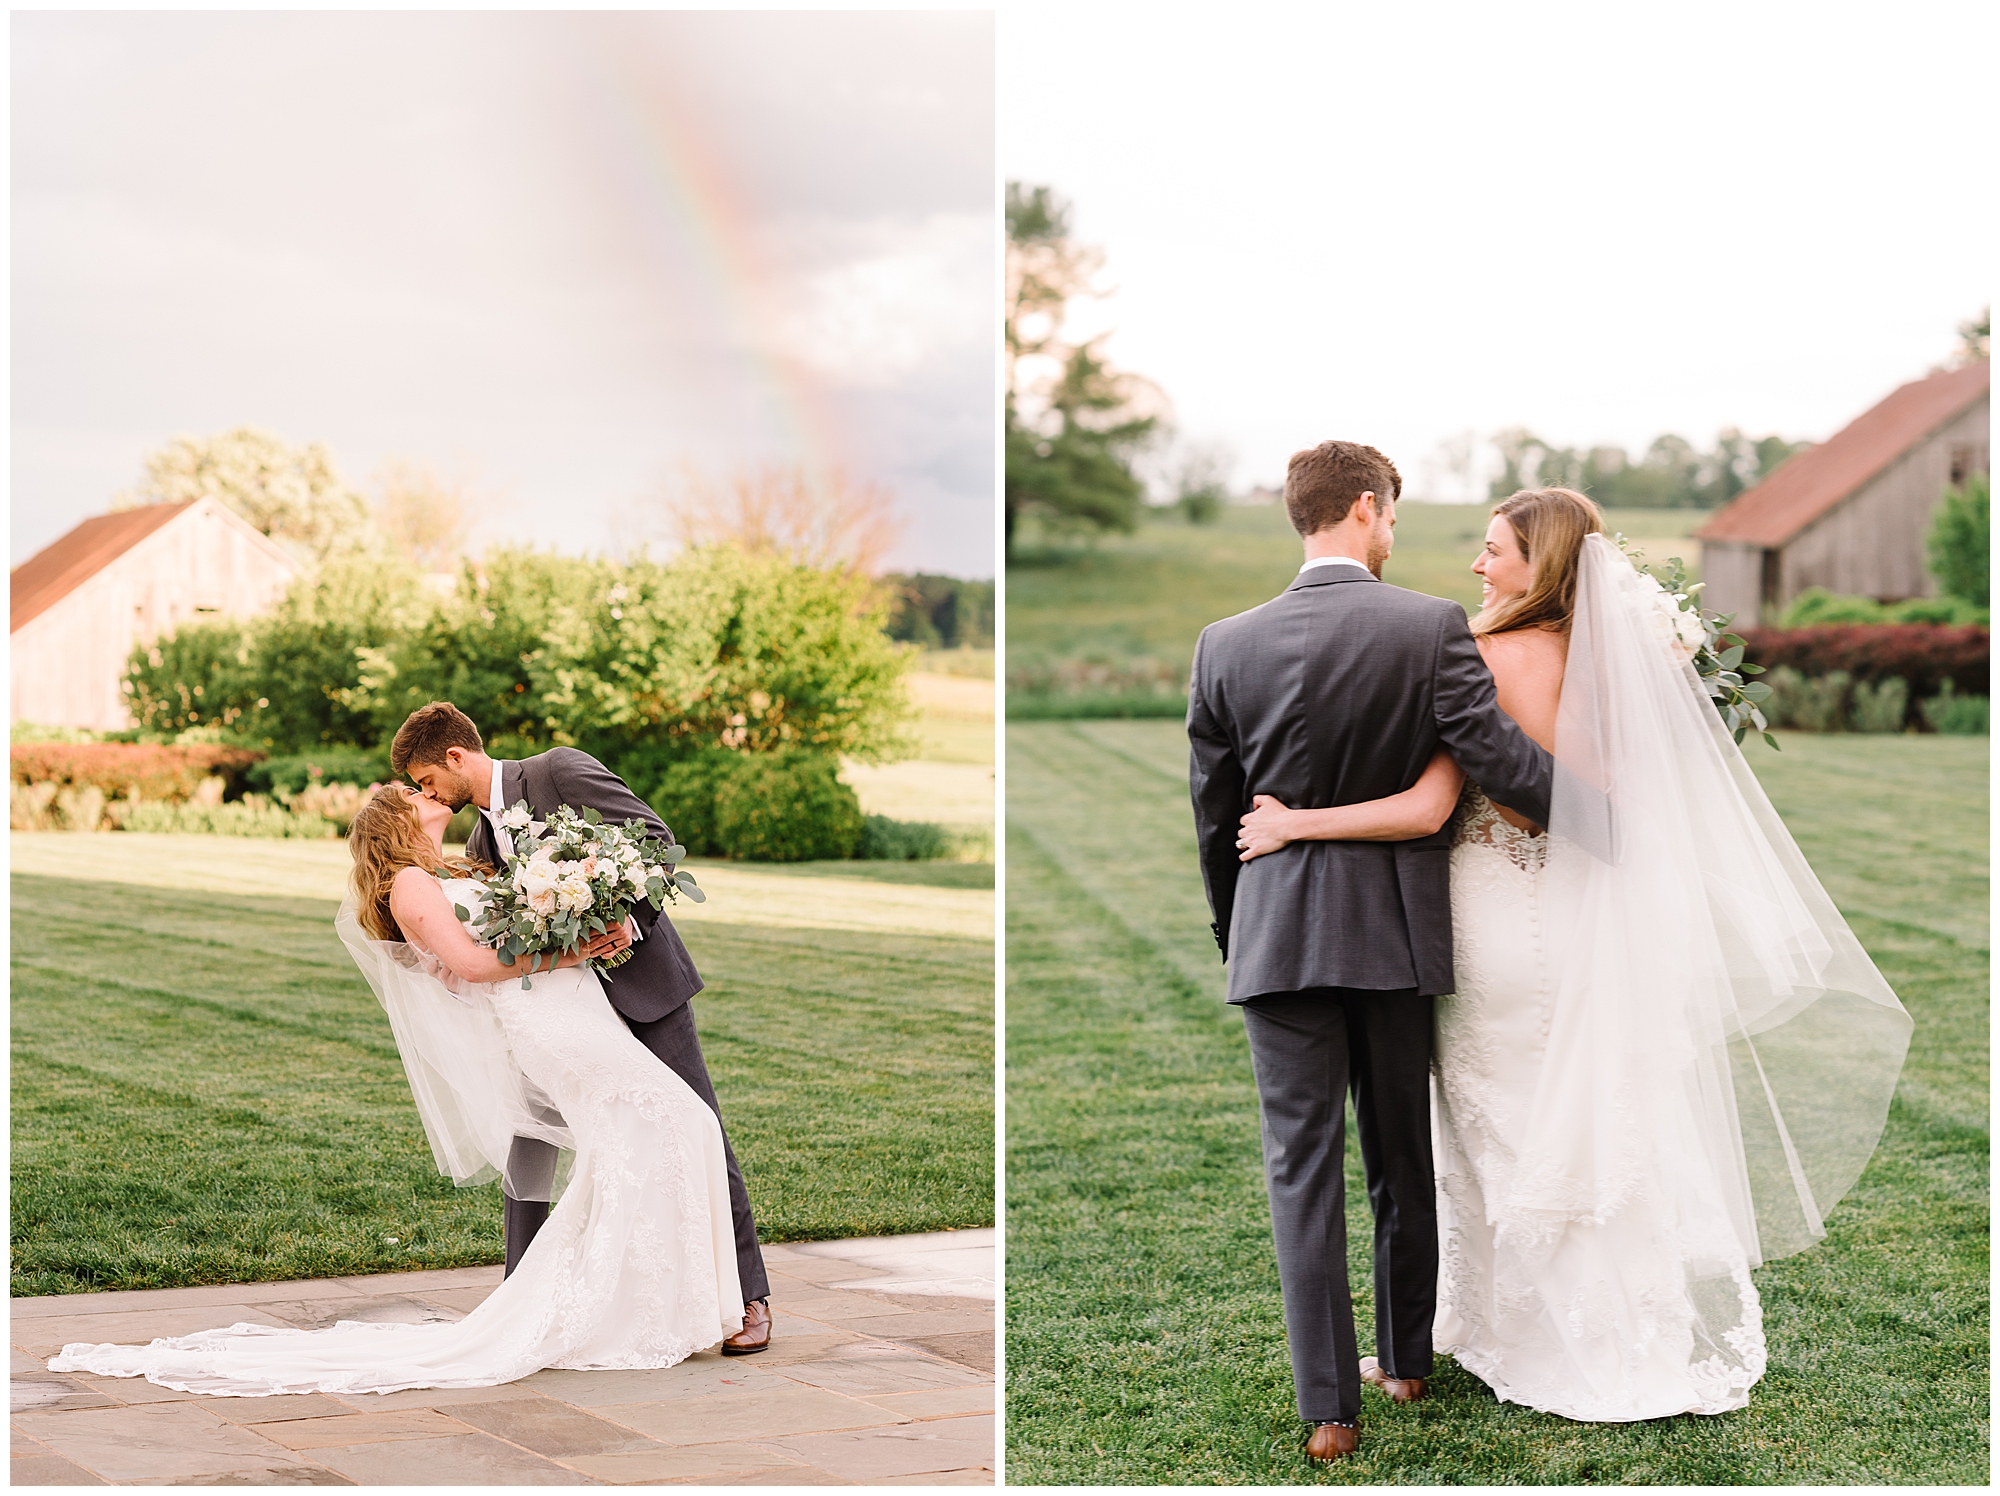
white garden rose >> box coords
[1643,574,1705,662]
[517,861,560,901]
[500,803,532,831]
[556,873,592,915]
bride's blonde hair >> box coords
[1469,487,1605,637]
[349,786,490,942]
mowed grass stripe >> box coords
[14,875,993,1295]
[1005,722,1987,1484]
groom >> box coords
[390,702,773,1355]
[1186,441,1553,1458]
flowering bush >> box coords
[8,743,265,802]
[1736,624,1988,705]
[462,802,702,988]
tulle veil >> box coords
[336,892,573,1202]
[1531,534,1912,1265]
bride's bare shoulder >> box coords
[388,865,445,908]
[1475,626,1567,675]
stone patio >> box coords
[10,1229,995,1486]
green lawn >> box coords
[1003,722,1987,1484]
[1006,504,1707,698]
[12,871,993,1297]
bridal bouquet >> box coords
[457,802,704,989]
[1615,536,1779,750]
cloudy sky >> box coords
[1003,1,1993,499]
[13,11,995,572]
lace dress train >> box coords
[1430,791,1766,1422]
[51,888,742,1396]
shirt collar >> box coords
[485,757,509,820]
[1299,555,1375,575]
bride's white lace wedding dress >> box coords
[51,878,743,1396]
[1433,791,1765,1421]
[1426,537,1910,1423]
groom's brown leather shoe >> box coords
[721,1298,771,1355]
[1305,1422,1359,1461]
[1360,1356,1427,1403]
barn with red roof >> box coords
[11,499,301,731]
[1697,361,1990,624]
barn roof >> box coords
[1696,360,1991,548]
[10,503,197,634]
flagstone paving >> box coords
[10,1229,995,1486]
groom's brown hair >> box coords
[1285,441,1402,537]
[391,702,484,777]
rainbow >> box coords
[577,38,848,478]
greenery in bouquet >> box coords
[1615,536,1778,750]
[453,802,703,989]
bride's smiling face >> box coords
[1472,515,1533,607]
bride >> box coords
[1237,487,1910,1422]
[52,784,744,1396]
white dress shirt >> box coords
[1298,555,1375,577]
[481,758,514,862]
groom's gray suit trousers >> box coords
[502,999,770,1304]
[1242,987,1436,1426]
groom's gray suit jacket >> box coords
[464,747,704,1022]
[1188,568,1554,1001]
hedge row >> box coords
[1737,624,1988,701]
[8,743,266,801]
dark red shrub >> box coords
[1736,624,1988,702]
[9,744,267,801]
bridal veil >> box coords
[1537,535,1912,1265]
[336,893,572,1201]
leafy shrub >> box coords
[645,748,734,858]
[861,814,953,861]
[1849,677,1910,733]
[8,744,266,802]
[245,748,390,798]
[1779,587,1988,627]
[119,798,337,838]
[1764,667,1852,731]
[1922,681,1990,736]
[646,747,863,862]
[712,752,863,863]
[11,781,58,830]
[288,782,368,834]
[1738,625,1987,707]
[1927,473,1989,606]
[376,547,916,767]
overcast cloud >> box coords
[13,10,995,573]
[1002,1,1992,498]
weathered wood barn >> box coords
[1697,360,1991,623]
[10,499,300,731]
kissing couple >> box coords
[55,703,772,1394]
[1187,441,1911,1457]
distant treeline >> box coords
[883,573,994,650]
[1491,428,1812,509]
